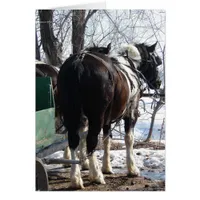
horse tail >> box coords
[58,56,86,149]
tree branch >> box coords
[56,11,72,38]
[84,10,98,26]
[103,10,130,43]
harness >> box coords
[74,51,113,71]
[122,50,161,95]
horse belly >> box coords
[110,72,129,121]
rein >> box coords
[76,51,113,70]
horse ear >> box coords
[147,42,157,52]
[107,43,111,51]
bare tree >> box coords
[144,95,165,142]
[38,10,62,66]
[72,10,97,54]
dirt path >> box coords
[47,141,165,191]
[48,169,165,191]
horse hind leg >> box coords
[78,125,89,170]
[124,117,140,177]
[88,153,105,184]
[102,124,113,174]
[62,132,71,167]
[64,117,89,170]
[63,145,71,167]
[87,119,105,184]
[67,125,84,189]
[70,147,84,189]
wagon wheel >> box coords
[36,157,49,191]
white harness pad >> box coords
[116,56,140,100]
[112,44,142,117]
[113,44,142,100]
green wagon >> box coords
[35,77,79,191]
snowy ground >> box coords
[45,147,165,181]
[45,97,165,181]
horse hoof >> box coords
[89,176,106,185]
[127,173,139,178]
[91,179,106,185]
[81,167,89,171]
[102,166,114,174]
[70,183,85,190]
[70,177,84,189]
[127,170,140,177]
[102,170,114,174]
[69,185,85,190]
[81,163,89,171]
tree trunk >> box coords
[39,10,62,66]
[35,31,40,60]
[144,99,163,142]
[71,10,97,54]
[72,10,86,54]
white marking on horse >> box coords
[63,145,71,157]
[70,149,84,189]
[102,136,113,174]
[79,127,89,170]
[89,153,105,184]
[125,130,140,176]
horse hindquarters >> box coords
[58,57,109,188]
[80,84,112,184]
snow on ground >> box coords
[96,148,165,180]
[45,97,165,181]
[45,147,165,181]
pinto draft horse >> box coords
[63,43,114,167]
[57,42,162,189]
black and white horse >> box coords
[57,42,162,189]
